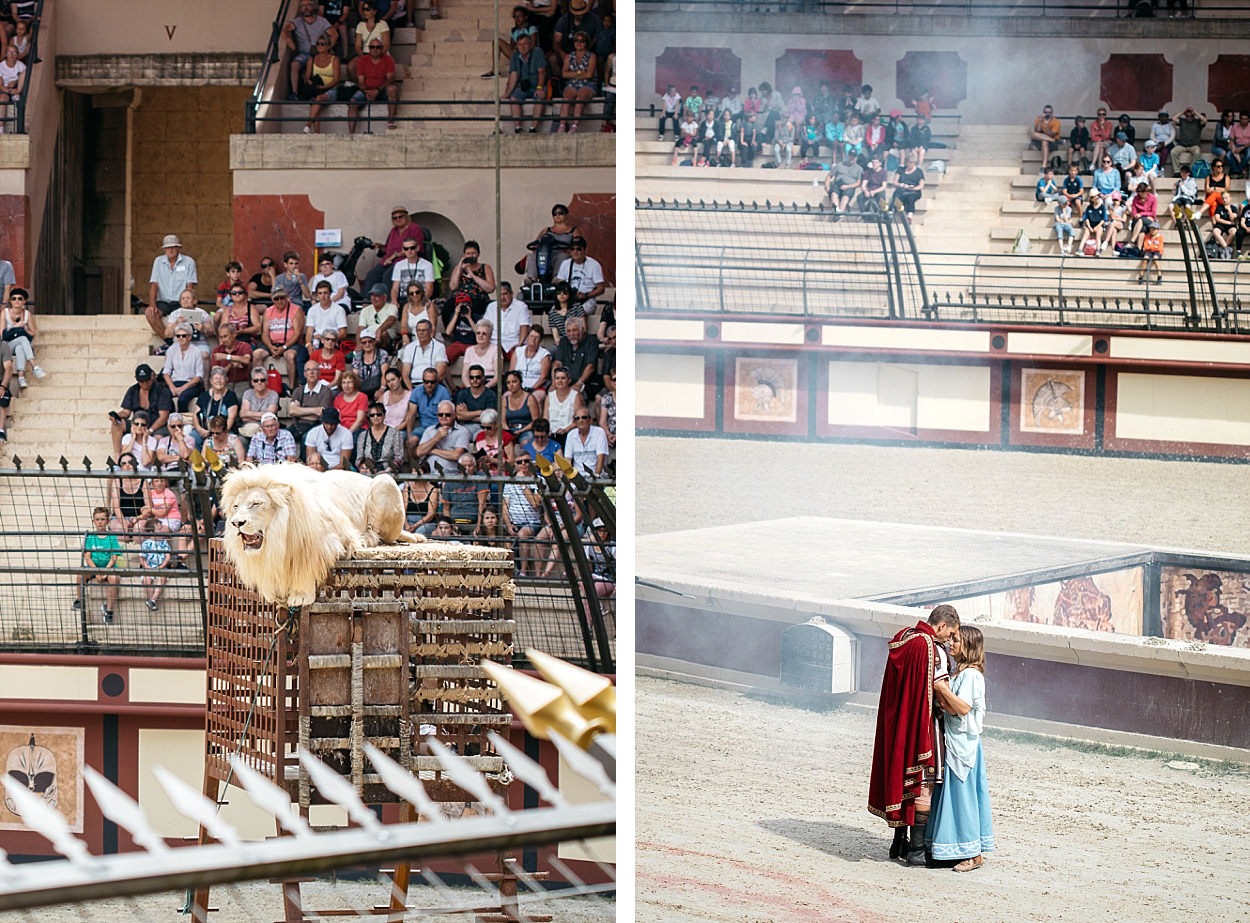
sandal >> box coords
[953,856,983,872]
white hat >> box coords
[161,234,182,248]
[359,326,378,340]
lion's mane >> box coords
[219,465,421,606]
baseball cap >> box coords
[321,406,340,424]
[135,364,154,381]
[1115,131,1127,141]
[369,282,389,296]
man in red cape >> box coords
[868,604,960,865]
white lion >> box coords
[220,465,424,607]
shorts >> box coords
[509,87,541,103]
[156,300,181,316]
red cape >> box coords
[867,621,937,828]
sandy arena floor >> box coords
[636,436,1250,922]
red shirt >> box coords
[355,52,395,93]
[334,390,369,430]
[316,347,346,384]
[211,340,253,385]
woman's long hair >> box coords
[956,625,985,676]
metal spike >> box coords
[82,457,92,472]
[82,766,169,854]
[1,774,91,865]
[297,748,384,834]
[486,731,565,808]
[58,456,69,472]
[152,765,240,847]
[426,738,508,815]
[105,456,117,471]
[34,455,45,471]
[9,456,18,470]
[363,743,447,824]
[228,756,313,839]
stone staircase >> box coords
[0,314,151,465]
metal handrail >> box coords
[248,97,611,132]
[636,0,1213,16]
[9,0,44,134]
[247,0,297,132]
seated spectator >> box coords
[490,5,537,78]
[475,408,515,462]
[282,0,334,99]
[362,282,402,351]
[416,399,472,476]
[456,363,497,435]
[472,508,505,543]
[350,34,401,131]
[1035,167,1061,205]
[797,114,821,165]
[1105,195,1129,251]
[854,83,880,120]
[1068,116,1091,171]
[400,317,448,389]
[552,315,598,398]
[694,108,718,162]
[1212,109,1235,165]
[352,1,391,72]
[108,454,146,537]
[523,417,558,465]
[164,289,214,358]
[216,284,266,361]
[441,453,488,533]
[557,31,596,134]
[1228,111,1250,178]
[1136,220,1165,284]
[246,412,299,464]
[657,82,681,140]
[351,327,390,397]
[203,414,246,470]
[1089,107,1113,172]
[274,251,311,308]
[891,154,925,221]
[714,109,738,166]
[305,406,354,469]
[2,287,42,388]
[146,234,198,343]
[238,367,281,438]
[862,113,887,163]
[544,366,583,447]
[111,363,173,457]
[1171,163,1201,221]
[672,110,699,164]
[461,320,499,389]
[503,32,547,134]
[553,236,605,315]
[552,0,600,75]
[288,358,337,444]
[305,281,348,350]
[1127,182,1158,243]
[119,410,158,471]
[1148,110,1175,165]
[248,256,277,305]
[522,203,579,285]
[1092,155,1122,200]
[302,34,348,134]
[546,282,583,346]
[312,329,346,388]
[138,519,172,612]
[601,48,615,133]
[502,368,540,447]
[75,507,121,623]
[1136,146,1160,186]
[597,365,616,454]
[738,112,761,168]
[511,326,552,401]
[361,206,424,296]
[260,287,306,387]
[191,367,240,447]
[404,472,441,536]
[141,477,183,563]
[356,401,404,473]
[909,114,933,163]
[334,369,369,432]
[773,116,796,168]
[1061,163,1085,220]
[1029,104,1061,169]
[486,282,531,357]
[1115,113,1137,145]
[502,459,544,574]
[209,322,253,393]
[1170,107,1207,174]
[403,369,452,459]
[1107,132,1138,189]
[10,19,32,63]
[379,366,410,428]
[161,324,206,414]
[154,411,195,471]
[586,517,615,598]
[390,241,436,308]
[310,255,351,314]
[1204,158,1230,216]
[1211,191,1238,258]
[430,516,457,539]
[0,43,25,129]
[321,0,350,57]
[1054,201,1076,255]
[560,405,609,476]
[1078,192,1110,256]
[827,156,863,216]
[449,239,496,317]
[857,156,889,212]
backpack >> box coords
[1191,158,1211,179]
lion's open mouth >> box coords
[239,531,264,550]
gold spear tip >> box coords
[481,659,604,748]
[527,649,616,731]
[188,448,206,474]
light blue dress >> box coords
[927,668,995,861]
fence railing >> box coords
[0,461,615,670]
[636,0,1215,17]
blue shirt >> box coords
[408,382,451,432]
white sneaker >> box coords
[31,365,44,379]
[16,374,26,388]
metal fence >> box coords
[637,0,1215,17]
[0,460,615,671]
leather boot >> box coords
[889,826,909,860]
[905,822,928,866]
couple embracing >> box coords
[867,605,994,872]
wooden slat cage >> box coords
[205,539,515,806]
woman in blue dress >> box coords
[928,625,995,872]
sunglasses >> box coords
[516,458,531,464]
[252,377,267,383]
[573,415,590,421]
[230,290,246,296]
[170,423,183,429]
[469,374,484,380]
[437,412,454,417]
[422,379,438,384]
[368,412,384,418]
[175,334,190,339]
[10,295,24,301]
[261,261,274,268]
[402,245,417,250]
[553,209,568,215]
